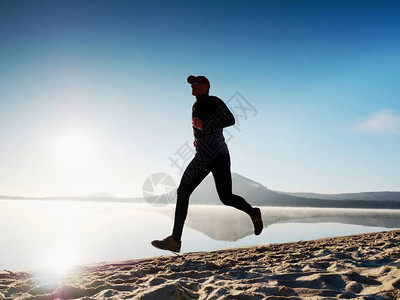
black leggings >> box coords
[172,153,255,241]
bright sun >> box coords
[47,129,111,195]
[51,131,96,167]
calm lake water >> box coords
[1,199,400,271]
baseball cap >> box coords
[187,75,210,86]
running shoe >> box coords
[251,207,263,235]
[151,235,181,252]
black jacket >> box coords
[192,94,235,158]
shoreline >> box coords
[1,230,400,299]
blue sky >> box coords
[1,0,399,197]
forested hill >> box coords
[1,173,399,209]
[189,173,400,209]
[279,191,400,201]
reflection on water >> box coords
[172,205,400,241]
[1,200,399,270]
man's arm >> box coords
[211,98,235,128]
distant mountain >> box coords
[81,192,118,199]
[190,173,304,206]
[1,173,399,209]
[189,173,400,209]
[0,194,145,203]
[279,191,400,201]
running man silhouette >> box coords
[151,75,263,252]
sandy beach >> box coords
[1,230,399,300]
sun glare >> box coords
[46,129,116,195]
[41,243,79,275]
[51,131,97,167]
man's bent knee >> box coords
[219,194,233,206]
[177,184,192,199]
